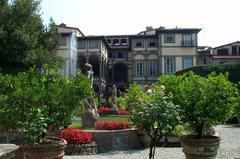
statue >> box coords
[83,63,94,88]
[82,63,99,128]
[111,85,118,112]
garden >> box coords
[0,66,240,159]
[0,0,240,159]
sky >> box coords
[41,0,240,47]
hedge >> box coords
[176,62,240,84]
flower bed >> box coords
[97,107,129,115]
[97,107,113,115]
[58,128,97,155]
[95,121,131,130]
[117,109,129,115]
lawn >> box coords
[71,115,130,129]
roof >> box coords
[213,41,240,49]
[138,27,201,35]
[57,23,85,36]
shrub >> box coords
[122,83,149,112]
[58,128,93,144]
[176,62,240,84]
[95,121,131,130]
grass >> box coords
[71,115,130,129]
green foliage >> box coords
[130,85,181,159]
[176,62,240,84]
[168,124,191,137]
[116,96,127,109]
[122,83,149,112]
[0,66,92,143]
[0,0,60,71]
[159,72,238,137]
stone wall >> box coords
[85,129,142,153]
[0,131,23,144]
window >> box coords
[89,40,99,49]
[182,34,193,46]
[164,57,175,74]
[77,41,86,49]
[113,39,120,46]
[148,39,157,47]
[135,40,144,48]
[113,52,126,58]
[203,57,210,65]
[118,52,123,58]
[217,48,228,55]
[121,39,128,45]
[164,34,175,43]
[232,46,237,55]
[182,57,193,69]
[60,36,67,45]
[148,61,157,76]
[135,61,144,76]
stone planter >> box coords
[14,136,67,159]
[180,135,220,159]
[86,129,142,153]
[65,142,97,155]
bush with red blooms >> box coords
[95,121,131,130]
[97,107,113,115]
[58,127,93,144]
[117,109,129,115]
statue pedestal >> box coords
[82,112,96,129]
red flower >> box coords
[58,127,93,144]
[117,109,129,115]
[95,121,131,130]
[97,107,113,115]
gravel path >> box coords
[65,125,240,159]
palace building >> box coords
[57,23,201,94]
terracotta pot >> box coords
[180,135,220,159]
[14,136,67,159]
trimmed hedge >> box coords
[176,63,240,83]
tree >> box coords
[160,72,238,137]
[0,0,60,72]
[130,85,181,159]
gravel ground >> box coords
[65,125,240,159]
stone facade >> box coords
[57,24,201,93]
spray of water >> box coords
[69,32,77,77]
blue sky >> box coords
[41,0,240,47]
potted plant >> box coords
[130,85,181,159]
[0,66,92,159]
[160,72,238,158]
